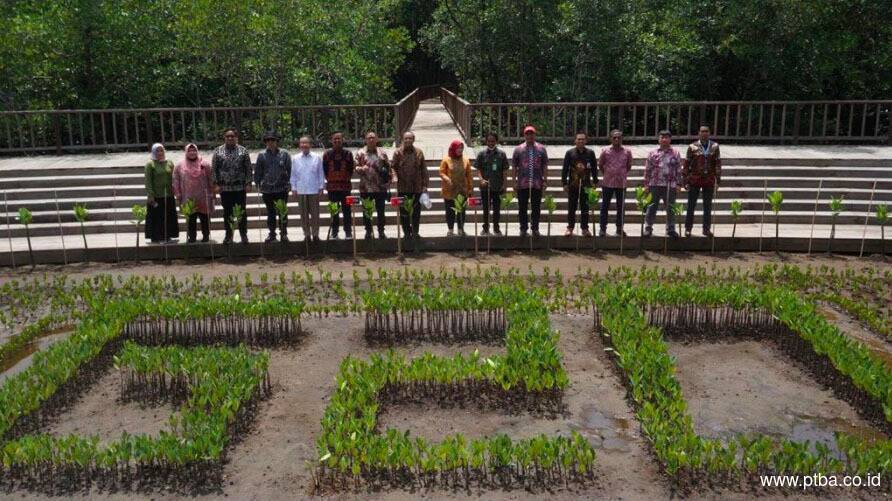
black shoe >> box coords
[265,234,277,243]
[281,234,289,243]
[703,228,714,237]
[313,236,320,243]
[201,235,209,243]
[365,231,373,240]
[240,234,249,244]
[187,237,196,244]
[223,235,233,245]
[684,229,692,237]
[520,231,529,238]
[532,230,541,238]
[599,228,607,237]
[344,232,352,239]
[378,230,387,239]
[493,227,502,236]
[617,229,628,237]
[643,227,653,237]
[667,230,680,239]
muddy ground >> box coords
[0,250,888,287]
[5,313,889,500]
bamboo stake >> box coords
[619,187,625,256]
[859,180,878,258]
[208,190,215,265]
[53,189,67,265]
[4,190,14,268]
[758,179,767,253]
[163,189,169,263]
[576,181,582,252]
[474,203,479,255]
[112,181,120,263]
[807,179,823,255]
[396,199,402,259]
[351,202,358,264]
[258,191,264,259]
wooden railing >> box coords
[0,89,435,154]
[467,100,892,144]
[440,88,473,142]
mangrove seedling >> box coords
[274,198,289,245]
[635,186,652,252]
[585,187,601,251]
[131,204,147,260]
[72,203,89,251]
[876,203,888,256]
[544,194,557,250]
[16,207,34,268]
[768,190,783,252]
[499,192,516,236]
[827,195,844,254]
[325,201,340,240]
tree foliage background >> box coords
[1,0,889,110]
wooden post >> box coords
[860,181,878,258]
[53,114,63,154]
[807,179,823,256]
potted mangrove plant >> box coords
[635,186,652,253]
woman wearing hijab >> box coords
[144,143,180,243]
[173,143,216,243]
[439,140,473,236]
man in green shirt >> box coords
[475,132,509,235]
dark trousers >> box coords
[567,187,590,230]
[517,188,542,233]
[360,192,387,234]
[220,190,248,238]
[327,191,352,236]
[644,186,677,232]
[262,191,289,236]
[685,185,714,232]
[600,187,626,231]
[445,199,467,231]
[480,187,502,232]
[145,196,179,243]
[187,212,210,241]
[397,192,422,237]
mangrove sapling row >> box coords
[315,287,587,491]
[590,282,892,485]
[362,286,516,343]
[2,344,270,490]
[122,296,304,346]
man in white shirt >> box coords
[290,136,325,242]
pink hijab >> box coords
[182,143,208,178]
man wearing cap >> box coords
[562,132,597,237]
[643,130,683,238]
[254,131,292,242]
[512,125,548,237]
[683,125,721,237]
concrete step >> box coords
[1,209,882,238]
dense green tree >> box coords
[0,0,412,109]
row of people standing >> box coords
[142,125,721,243]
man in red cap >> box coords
[511,125,548,237]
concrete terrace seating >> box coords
[0,99,890,263]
